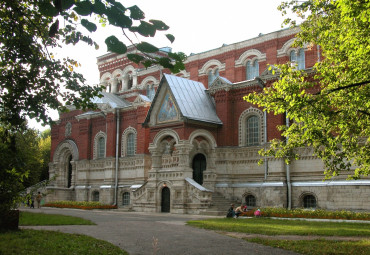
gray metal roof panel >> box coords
[91,91,131,108]
[164,74,222,124]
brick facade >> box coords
[47,27,369,213]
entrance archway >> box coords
[161,187,170,213]
[192,154,206,185]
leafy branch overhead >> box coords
[41,0,186,73]
[244,0,370,179]
[0,0,186,130]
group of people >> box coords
[226,204,248,218]
[27,192,42,209]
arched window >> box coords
[94,131,107,159]
[127,133,135,156]
[246,116,259,146]
[92,191,99,202]
[245,195,256,207]
[122,192,130,206]
[303,194,317,208]
[246,60,259,80]
[98,137,105,159]
[238,108,264,146]
[121,127,137,157]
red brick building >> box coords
[48,27,369,213]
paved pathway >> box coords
[21,207,300,255]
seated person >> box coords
[226,204,235,218]
[234,204,244,217]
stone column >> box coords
[174,142,193,173]
[111,77,118,93]
[149,146,162,172]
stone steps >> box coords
[200,192,239,216]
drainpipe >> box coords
[114,108,120,206]
[264,110,268,180]
[286,115,292,209]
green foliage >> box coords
[254,207,370,221]
[44,200,118,210]
[244,0,370,179]
[247,238,370,255]
[19,211,95,226]
[0,229,128,255]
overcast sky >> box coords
[30,0,290,131]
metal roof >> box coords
[91,91,131,109]
[163,74,222,125]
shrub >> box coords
[44,201,117,210]
[242,207,370,221]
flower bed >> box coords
[241,207,370,221]
[43,201,117,210]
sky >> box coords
[29,0,290,131]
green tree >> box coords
[245,0,370,179]
[38,129,51,182]
[0,0,185,226]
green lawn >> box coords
[187,218,370,255]
[19,211,95,226]
[247,238,370,255]
[0,229,128,255]
[0,211,127,255]
[187,218,370,236]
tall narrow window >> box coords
[122,192,130,206]
[126,133,135,156]
[146,84,155,100]
[290,50,297,63]
[98,137,105,158]
[297,48,305,70]
[92,191,99,202]
[246,116,259,146]
[246,60,259,80]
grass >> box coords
[20,211,95,226]
[246,238,370,255]
[0,229,128,255]
[187,218,370,255]
[187,218,370,236]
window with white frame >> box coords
[98,137,105,158]
[121,127,137,157]
[290,49,305,70]
[122,192,130,206]
[127,133,135,156]
[246,116,259,146]
[246,59,259,80]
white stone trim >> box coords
[292,180,370,187]
[121,126,137,157]
[151,129,180,148]
[188,129,217,149]
[139,75,159,89]
[216,182,284,188]
[238,107,264,146]
[235,49,267,67]
[53,139,79,162]
[198,59,225,75]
